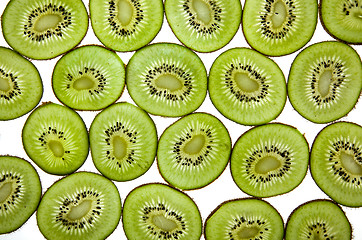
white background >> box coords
[0,0,361,239]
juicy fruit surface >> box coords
[90,102,157,181]
[0,156,41,234]
[157,112,231,190]
[165,0,242,52]
[310,122,362,207]
[37,172,121,240]
[52,45,125,110]
[205,198,284,240]
[22,103,89,175]
[288,41,362,123]
[123,183,202,240]
[1,0,88,59]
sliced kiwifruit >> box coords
[90,0,163,52]
[22,102,89,175]
[1,0,89,60]
[230,123,309,198]
[285,199,351,240]
[288,41,362,123]
[204,198,284,240]
[52,45,125,111]
[126,43,208,117]
[122,183,202,240]
[164,0,242,52]
[0,155,41,234]
[157,112,231,190]
[310,121,362,207]
[37,171,121,240]
[242,0,318,56]
[89,102,157,181]
[0,47,43,121]
[208,47,286,126]
[320,0,362,44]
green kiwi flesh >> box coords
[22,102,89,175]
[0,47,43,120]
[285,199,351,240]
[208,47,286,126]
[231,123,309,198]
[288,41,362,123]
[157,112,231,190]
[310,121,362,207]
[0,156,41,234]
[320,0,362,44]
[37,171,121,240]
[52,45,125,110]
[1,0,89,60]
[89,102,158,181]
[205,198,284,240]
[126,43,207,117]
[242,0,318,56]
[164,0,242,52]
[90,0,164,52]
[122,183,202,240]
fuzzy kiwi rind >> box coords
[310,121,362,207]
[0,47,43,121]
[157,112,231,190]
[36,171,121,240]
[0,155,42,234]
[122,182,202,240]
[230,123,310,198]
[287,41,362,124]
[52,45,126,111]
[1,0,89,60]
[284,199,352,240]
[204,198,284,240]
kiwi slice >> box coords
[204,198,284,240]
[157,112,231,190]
[90,0,163,52]
[52,45,125,111]
[0,155,41,234]
[37,171,121,240]
[126,43,208,117]
[230,123,309,198]
[22,102,89,175]
[89,102,157,181]
[1,0,89,60]
[208,47,286,126]
[0,47,43,121]
[288,41,362,123]
[164,0,242,52]
[242,0,318,56]
[285,199,351,240]
[310,121,362,207]
[122,183,202,240]
[320,0,362,44]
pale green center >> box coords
[255,156,281,174]
[340,152,362,175]
[34,14,62,32]
[155,74,183,92]
[48,140,64,158]
[235,73,259,93]
[67,200,92,220]
[0,182,12,203]
[271,0,287,28]
[73,76,95,90]
[113,136,128,160]
[184,134,205,155]
[237,226,260,239]
[318,70,333,97]
[152,214,178,232]
[0,77,10,92]
[192,0,212,24]
[117,0,134,26]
